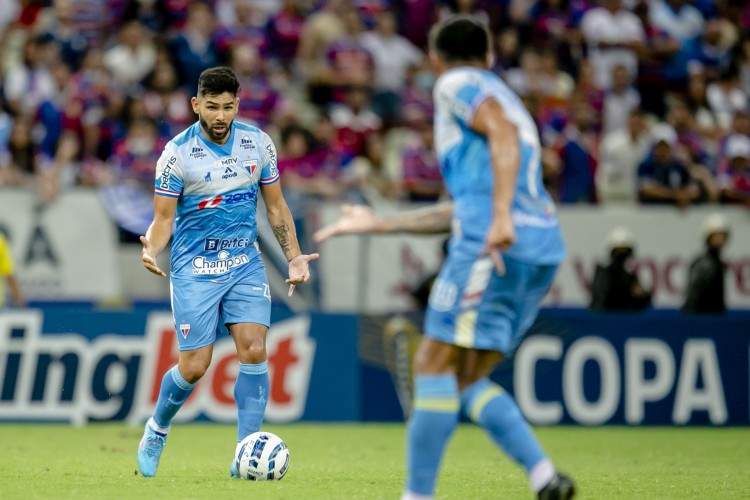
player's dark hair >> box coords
[429,15,490,64]
[197,67,240,97]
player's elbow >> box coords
[265,203,283,220]
[153,212,175,228]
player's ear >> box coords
[191,96,199,115]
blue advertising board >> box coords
[0,307,747,425]
[495,310,750,426]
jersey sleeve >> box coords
[153,142,185,198]
[0,235,14,277]
[434,71,493,128]
[259,132,280,185]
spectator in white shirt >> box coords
[602,64,641,133]
[3,34,58,117]
[598,109,652,204]
[103,20,157,89]
[0,0,19,35]
[359,10,424,127]
[581,0,645,88]
[707,65,748,131]
[649,0,704,44]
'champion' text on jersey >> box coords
[153,121,279,278]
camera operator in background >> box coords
[682,213,730,315]
[589,226,652,312]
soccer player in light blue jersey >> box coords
[136,67,319,478]
[314,16,575,500]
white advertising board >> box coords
[0,188,121,300]
[317,204,750,311]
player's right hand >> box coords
[312,204,382,243]
[140,236,166,278]
[484,213,515,275]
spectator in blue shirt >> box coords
[637,125,700,206]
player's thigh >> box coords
[425,251,497,348]
[514,263,558,338]
[476,257,554,355]
[170,278,225,351]
[221,266,272,329]
[426,251,524,354]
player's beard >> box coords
[199,115,232,143]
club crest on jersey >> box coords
[240,136,255,150]
[179,323,190,339]
[242,159,258,176]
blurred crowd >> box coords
[0,0,749,240]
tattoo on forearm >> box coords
[272,220,292,254]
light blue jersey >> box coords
[154,121,279,280]
[433,67,565,265]
[425,67,565,355]
[154,121,277,349]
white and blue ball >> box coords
[234,432,290,481]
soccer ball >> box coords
[234,431,290,481]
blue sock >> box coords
[461,378,546,473]
[235,361,269,442]
[153,365,195,429]
[406,374,459,496]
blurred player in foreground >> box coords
[315,16,574,500]
[137,67,318,477]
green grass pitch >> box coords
[0,424,748,499]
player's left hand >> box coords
[484,214,515,275]
[285,253,321,297]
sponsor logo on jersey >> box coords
[222,165,238,180]
[179,323,190,339]
[198,196,223,209]
[204,237,250,252]
[265,144,277,174]
[197,190,256,209]
[216,156,238,167]
[204,172,212,182]
[240,136,255,150]
[190,146,207,159]
[159,156,177,189]
[192,251,250,275]
[242,160,258,176]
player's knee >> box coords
[179,356,211,383]
[412,346,434,374]
[238,340,266,364]
[456,373,482,391]
[456,352,503,390]
[412,346,452,375]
